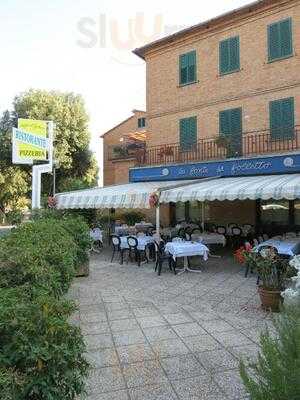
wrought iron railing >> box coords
[108,126,300,166]
[138,126,300,166]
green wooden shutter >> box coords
[280,18,293,58]
[270,97,294,139]
[268,18,292,61]
[219,110,231,135]
[180,117,197,151]
[230,37,240,71]
[187,51,196,83]
[219,40,230,74]
[179,54,188,85]
[230,108,242,135]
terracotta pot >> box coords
[258,286,283,312]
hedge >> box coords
[0,215,90,399]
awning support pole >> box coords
[156,205,160,237]
[201,202,205,231]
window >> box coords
[268,18,293,62]
[219,36,240,75]
[138,117,146,128]
[261,200,289,226]
[219,108,242,135]
[179,117,197,151]
[179,50,197,85]
[269,97,294,139]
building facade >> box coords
[102,0,300,230]
[102,110,146,186]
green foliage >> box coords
[13,89,98,193]
[5,210,23,225]
[115,210,146,226]
[0,219,77,297]
[240,306,300,400]
[0,287,89,400]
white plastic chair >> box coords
[172,237,184,242]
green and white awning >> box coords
[159,174,300,203]
[55,181,189,209]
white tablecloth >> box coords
[197,233,226,246]
[90,228,103,242]
[120,236,155,251]
[165,242,209,261]
[255,238,300,256]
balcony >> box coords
[108,126,300,166]
[108,141,146,161]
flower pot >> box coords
[258,286,283,312]
[76,261,89,277]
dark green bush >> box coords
[0,287,89,400]
[240,306,300,400]
[5,210,23,225]
[0,219,77,297]
[115,210,146,225]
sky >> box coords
[0,0,251,185]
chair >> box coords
[262,233,269,241]
[185,233,191,241]
[258,235,264,243]
[191,228,203,236]
[127,236,148,267]
[172,237,184,242]
[177,227,186,239]
[110,235,121,262]
[216,226,226,235]
[232,227,242,248]
[154,241,176,276]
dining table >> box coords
[255,237,300,257]
[165,241,209,275]
[119,235,155,251]
[196,233,226,247]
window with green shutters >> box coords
[179,51,197,85]
[179,117,197,151]
[138,117,146,128]
[219,36,240,75]
[219,108,242,135]
[269,97,294,139]
[268,18,293,62]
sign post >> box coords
[12,119,54,209]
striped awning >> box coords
[160,174,300,203]
[55,181,189,209]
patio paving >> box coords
[70,249,273,400]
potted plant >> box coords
[235,246,291,312]
[214,134,231,149]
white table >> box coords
[255,238,300,257]
[196,233,226,247]
[120,235,155,251]
[165,241,209,275]
[90,228,103,243]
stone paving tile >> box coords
[132,306,161,318]
[81,312,107,324]
[129,383,178,400]
[229,344,260,365]
[199,319,236,333]
[211,330,254,348]
[85,348,119,368]
[86,390,129,400]
[105,302,130,312]
[122,360,168,389]
[84,333,114,350]
[110,318,140,333]
[116,343,156,365]
[182,334,222,353]
[142,325,178,342]
[107,309,135,321]
[195,348,239,372]
[213,369,249,399]
[136,315,167,329]
[86,366,125,394]
[113,329,147,347]
[172,374,227,399]
[81,321,110,335]
[172,322,207,338]
[162,312,194,325]
[151,338,191,358]
[160,354,205,380]
[189,311,221,322]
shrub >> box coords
[240,305,300,400]
[0,287,89,400]
[0,219,77,297]
[5,210,23,225]
[115,210,145,226]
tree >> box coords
[13,89,98,194]
[0,111,29,219]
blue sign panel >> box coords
[129,154,300,182]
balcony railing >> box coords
[140,127,300,166]
[108,126,300,166]
[108,142,146,161]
